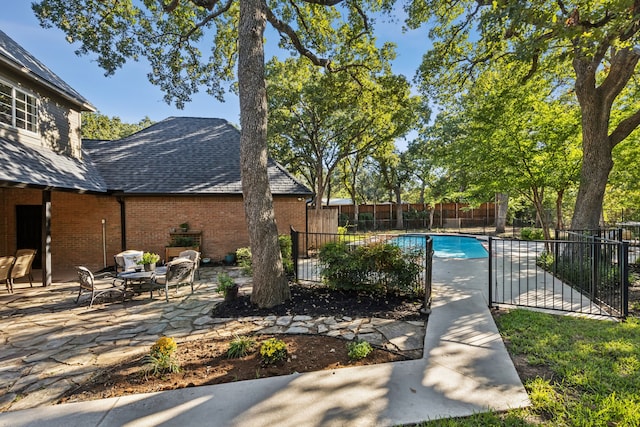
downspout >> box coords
[117,196,126,252]
[305,197,313,258]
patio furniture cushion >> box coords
[11,249,37,287]
[114,250,144,273]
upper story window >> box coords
[0,80,38,133]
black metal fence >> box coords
[489,232,628,318]
[290,229,433,309]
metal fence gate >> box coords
[489,234,629,319]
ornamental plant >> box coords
[215,273,237,298]
[137,252,160,265]
[144,336,180,376]
[347,340,373,360]
[227,335,256,358]
[259,338,287,365]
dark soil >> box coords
[57,282,424,405]
[213,281,426,320]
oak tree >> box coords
[34,0,393,307]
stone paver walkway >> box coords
[0,266,425,413]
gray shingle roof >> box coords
[84,117,312,196]
[0,29,94,110]
[0,137,107,192]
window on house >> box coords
[0,80,38,132]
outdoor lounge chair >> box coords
[11,249,37,288]
[76,266,127,308]
[149,257,195,302]
[0,256,15,293]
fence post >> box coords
[488,237,493,308]
[621,241,629,318]
[290,226,299,282]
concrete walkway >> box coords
[0,258,530,426]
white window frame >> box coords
[0,78,38,133]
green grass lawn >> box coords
[417,310,640,426]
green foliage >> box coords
[278,234,294,275]
[169,236,195,247]
[259,338,287,365]
[215,273,237,298]
[137,252,160,265]
[235,238,292,276]
[347,340,373,360]
[535,251,554,270]
[266,56,420,211]
[144,336,180,376]
[81,112,153,140]
[235,247,252,275]
[227,335,256,359]
[520,228,544,241]
[337,226,348,235]
[318,241,422,295]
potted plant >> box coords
[216,272,238,301]
[138,252,160,272]
[224,251,236,265]
[179,222,189,232]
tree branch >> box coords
[265,7,332,69]
[609,108,640,148]
[598,47,640,106]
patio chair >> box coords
[0,256,15,293]
[149,258,195,302]
[11,249,37,288]
[114,250,144,273]
[178,249,201,279]
[76,266,126,308]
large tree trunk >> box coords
[394,186,403,229]
[238,0,290,308]
[570,89,614,230]
[495,193,508,234]
[571,48,640,230]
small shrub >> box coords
[521,227,544,241]
[536,251,554,269]
[278,234,294,275]
[260,338,287,364]
[236,247,252,275]
[236,238,294,276]
[215,272,237,298]
[227,335,256,358]
[144,336,180,376]
[319,241,422,295]
[347,340,373,360]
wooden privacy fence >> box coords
[307,209,338,234]
[335,202,496,231]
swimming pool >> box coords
[391,234,488,259]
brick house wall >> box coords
[123,195,307,264]
[1,188,307,279]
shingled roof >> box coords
[0,29,94,111]
[83,116,312,196]
[0,136,107,192]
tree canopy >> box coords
[81,112,153,140]
[407,0,640,229]
[34,0,399,308]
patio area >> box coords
[0,266,426,413]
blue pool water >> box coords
[391,234,488,259]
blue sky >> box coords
[1,3,429,144]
